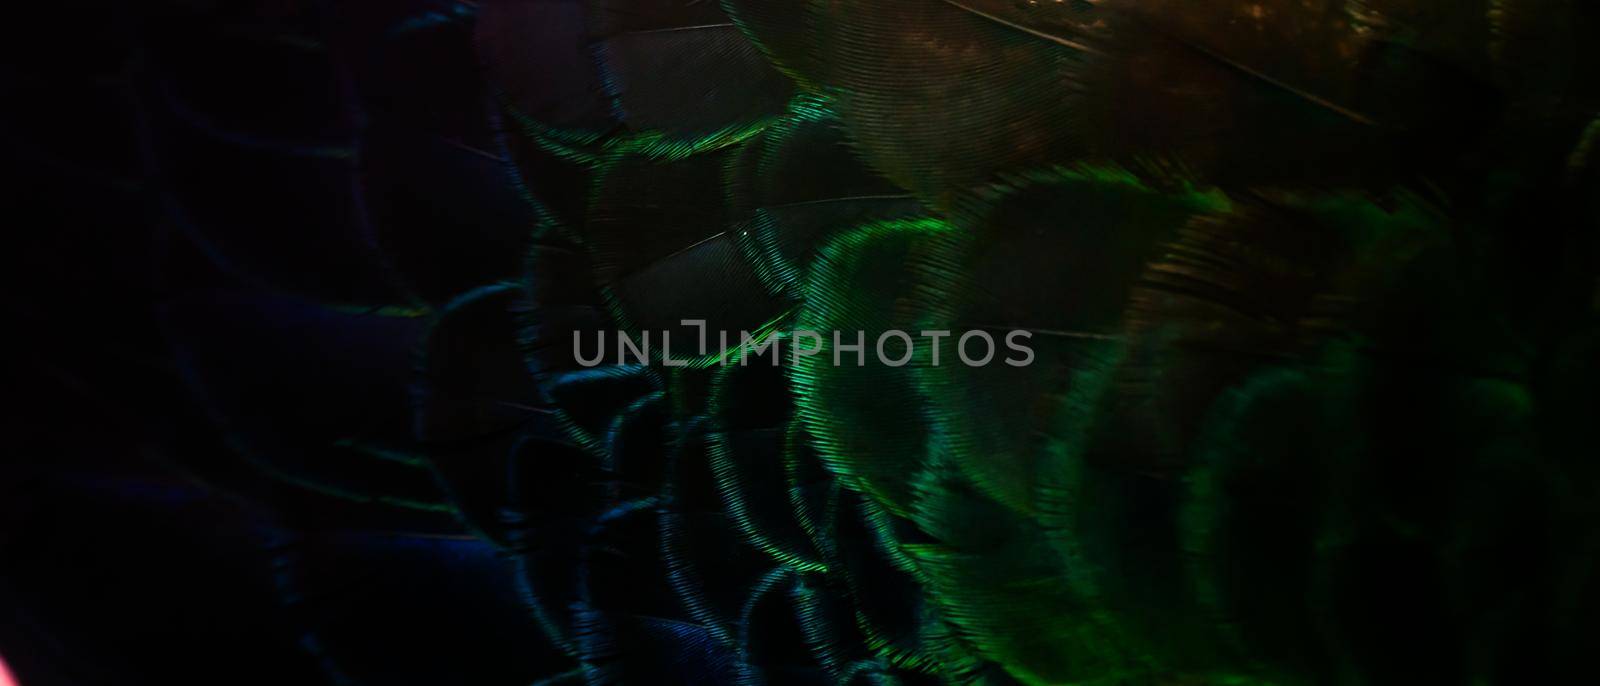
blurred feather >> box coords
[791,0,1092,205]
[728,97,926,295]
[914,167,1224,512]
[161,290,449,511]
[477,0,792,158]
[585,147,793,363]
[720,0,828,88]
[793,218,954,516]
[475,0,616,144]
[413,284,556,543]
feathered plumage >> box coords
[6,0,1598,684]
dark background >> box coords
[2,2,564,683]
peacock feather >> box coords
[3,0,1597,684]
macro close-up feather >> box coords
[3,0,1597,684]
